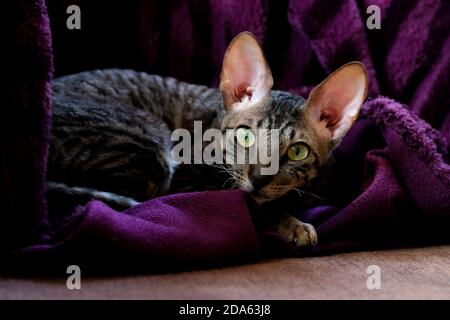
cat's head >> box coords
[219,32,368,203]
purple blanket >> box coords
[2,0,449,272]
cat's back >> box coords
[53,69,223,131]
[53,69,179,105]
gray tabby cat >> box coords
[48,32,368,247]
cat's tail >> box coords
[46,181,141,211]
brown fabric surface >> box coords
[2,245,449,299]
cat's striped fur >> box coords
[49,70,222,203]
[49,70,321,204]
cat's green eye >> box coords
[236,127,256,148]
[287,143,309,161]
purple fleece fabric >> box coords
[15,191,261,272]
[3,0,449,271]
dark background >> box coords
[46,0,327,89]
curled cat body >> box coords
[48,32,368,248]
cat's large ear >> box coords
[220,32,273,111]
[306,62,368,145]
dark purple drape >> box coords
[1,0,53,251]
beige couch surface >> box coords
[1,245,449,299]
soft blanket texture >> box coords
[2,0,449,272]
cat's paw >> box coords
[276,216,318,248]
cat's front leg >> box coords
[275,215,318,248]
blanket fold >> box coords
[2,0,449,272]
[13,191,261,272]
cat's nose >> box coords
[249,166,273,190]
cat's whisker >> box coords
[222,176,237,188]
[182,159,234,178]
[207,163,234,176]
[293,187,325,200]
[219,166,234,176]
